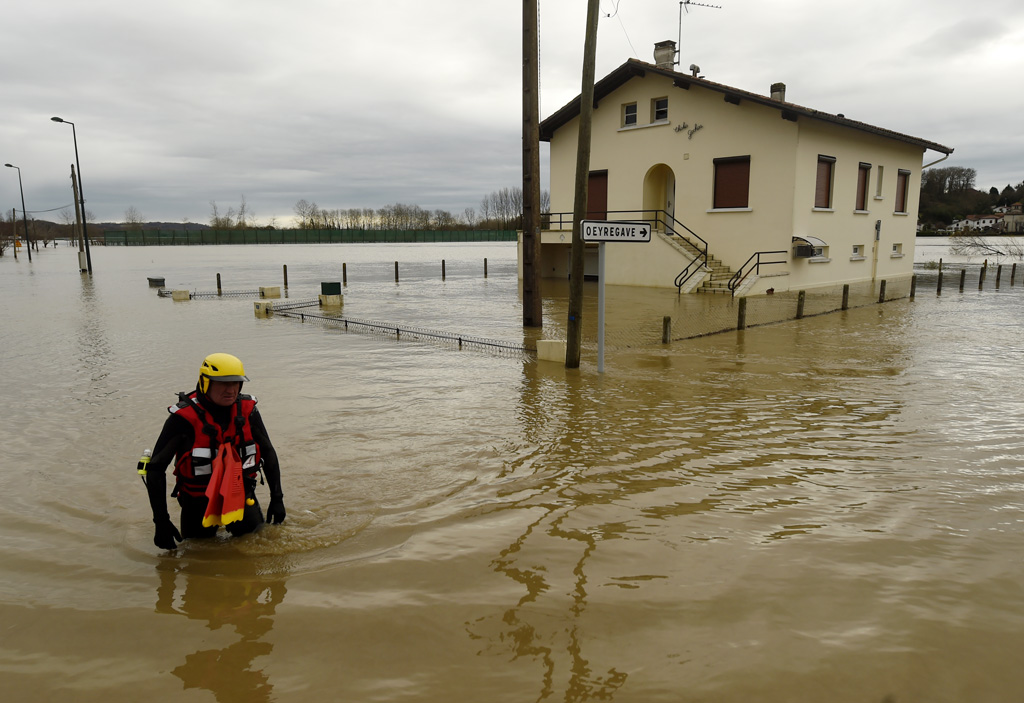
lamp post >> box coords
[51,116,92,274]
[4,163,32,262]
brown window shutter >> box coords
[895,170,910,213]
[714,157,750,209]
[856,163,870,210]
[815,156,834,208]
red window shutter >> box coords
[714,157,750,209]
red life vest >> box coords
[169,391,262,497]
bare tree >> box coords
[949,233,1024,261]
[124,205,145,230]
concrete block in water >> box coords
[318,294,344,308]
[259,286,281,299]
[536,339,566,363]
[254,301,274,317]
[171,290,191,301]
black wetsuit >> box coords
[146,389,283,539]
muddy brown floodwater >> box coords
[1,243,1023,702]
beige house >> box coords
[524,44,953,295]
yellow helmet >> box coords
[198,353,249,394]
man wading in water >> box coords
[141,353,285,550]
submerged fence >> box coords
[97,229,516,246]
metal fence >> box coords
[97,229,517,246]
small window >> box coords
[713,156,751,209]
[623,103,637,127]
[855,162,871,211]
[892,242,903,257]
[875,165,885,198]
[809,245,830,262]
[652,97,668,122]
[852,245,863,256]
[815,155,836,209]
[895,170,911,213]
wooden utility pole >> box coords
[565,0,601,368]
[521,0,543,327]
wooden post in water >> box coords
[996,264,1002,289]
[283,264,288,289]
[484,258,488,278]
[1012,263,1017,286]
[442,260,446,280]
[737,297,747,330]
[394,261,399,283]
[910,274,916,300]
[878,279,886,303]
[937,271,943,296]
[343,263,347,286]
[796,291,805,319]
[938,258,943,273]
[842,284,850,310]
[960,269,966,292]
[979,264,985,290]
[216,273,222,296]
[662,316,672,343]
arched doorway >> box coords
[643,164,676,231]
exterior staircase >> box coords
[658,230,737,294]
[699,254,736,294]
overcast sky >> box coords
[2,0,1022,226]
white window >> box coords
[852,244,863,257]
[891,242,904,257]
[623,103,637,127]
[652,97,668,122]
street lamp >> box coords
[4,163,32,262]
[51,116,92,274]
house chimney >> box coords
[770,82,786,101]
[654,40,676,70]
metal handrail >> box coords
[542,210,709,289]
[727,250,788,295]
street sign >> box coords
[581,220,651,243]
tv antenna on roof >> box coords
[676,1,722,67]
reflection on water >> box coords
[2,245,1024,702]
[156,559,286,703]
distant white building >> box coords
[952,214,1004,232]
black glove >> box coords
[267,497,286,525]
[154,517,182,550]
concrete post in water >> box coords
[283,264,288,289]
[343,263,347,286]
[662,316,672,344]
[842,284,850,310]
[796,291,805,319]
[395,261,399,283]
[216,273,222,296]
[878,280,886,303]
[910,274,916,300]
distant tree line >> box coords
[290,187,549,231]
[920,166,1024,230]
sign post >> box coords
[580,220,652,372]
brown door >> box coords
[587,171,608,220]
